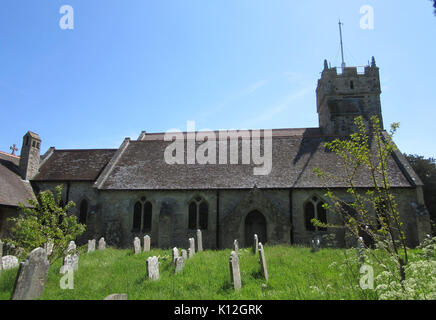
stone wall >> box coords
[31,181,429,249]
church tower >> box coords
[19,131,41,181]
[316,57,383,135]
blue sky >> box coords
[1,1,435,157]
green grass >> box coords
[0,245,378,300]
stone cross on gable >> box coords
[10,144,18,155]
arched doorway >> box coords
[244,210,267,247]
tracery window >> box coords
[304,196,327,231]
[188,196,209,230]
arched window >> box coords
[199,201,208,230]
[304,196,328,232]
[188,202,197,230]
[133,201,142,231]
[79,200,88,224]
[317,202,327,231]
[188,197,209,230]
[305,202,316,231]
[143,201,152,231]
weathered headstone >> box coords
[181,249,188,260]
[11,248,50,300]
[133,237,141,255]
[0,240,3,258]
[253,234,259,254]
[146,256,159,280]
[88,239,96,253]
[172,247,179,263]
[197,229,203,252]
[104,293,127,300]
[63,254,79,271]
[311,234,321,253]
[187,248,193,259]
[189,238,195,256]
[143,235,151,252]
[2,255,19,270]
[234,239,239,253]
[44,240,54,256]
[258,242,268,281]
[98,237,106,250]
[174,256,185,274]
[66,241,76,253]
[229,251,241,290]
[357,237,365,268]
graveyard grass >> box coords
[0,246,379,300]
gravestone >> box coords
[143,235,151,252]
[357,237,365,268]
[229,251,241,290]
[174,256,185,274]
[88,239,96,253]
[197,229,203,252]
[234,240,239,253]
[11,248,50,300]
[172,247,179,263]
[98,237,106,250]
[258,243,268,281]
[63,254,79,271]
[2,255,19,270]
[0,240,3,258]
[311,234,321,252]
[187,248,193,259]
[66,241,76,253]
[104,293,127,300]
[133,237,141,255]
[189,238,195,256]
[181,249,188,260]
[44,240,54,256]
[146,256,159,280]
[253,234,259,254]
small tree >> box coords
[313,116,409,284]
[4,185,85,262]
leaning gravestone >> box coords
[189,238,195,256]
[181,249,188,260]
[234,240,239,253]
[104,293,127,300]
[2,255,19,270]
[172,247,179,263]
[253,234,259,254]
[258,243,268,281]
[143,235,151,252]
[88,239,96,253]
[64,254,79,271]
[133,237,141,255]
[174,256,185,274]
[11,247,50,300]
[146,256,159,280]
[98,237,106,250]
[197,229,203,252]
[229,251,241,290]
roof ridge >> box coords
[53,148,117,152]
[0,150,20,159]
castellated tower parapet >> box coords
[316,57,383,135]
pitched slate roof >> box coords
[92,128,420,190]
[0,151,35,207]
[33,149,117,181]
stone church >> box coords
[0,59,431,249]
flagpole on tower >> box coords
[338,19,346,70]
